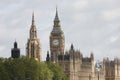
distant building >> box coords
[11,41,20,58]
[103,58,120,80]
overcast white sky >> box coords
[0,0,120,61]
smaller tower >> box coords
[11,41,20,58]
[70,44,74,50]
[90,52,94,61]
[26,13,41,61]
[46,51,50,62]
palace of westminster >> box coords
[10,9,120,80]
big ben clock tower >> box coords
[50,8,65,63]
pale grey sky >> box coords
[0,0,120,61]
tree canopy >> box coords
[0,57,68,80]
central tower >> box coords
[50,8,65,63]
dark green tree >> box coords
[46,62,69,80]
[0,57,68,80]
[0,60,11,80]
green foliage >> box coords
[46,62,69,80]
[38,62,53,80]
[0,57,68,80]
[0,62,10,80]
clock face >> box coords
[52,39,59,46]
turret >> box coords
[26,13,41,61]
[30,13,37,39]
[46,51,50,62]
[70,44,74,50]
[90,52,94,61]
[11,41,20,58]
[14,41,17,48]
[69,44,75,60]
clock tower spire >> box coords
[50,8,65,63]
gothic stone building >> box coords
[26,13,41,61]
[25,9,120,80]
[46,8,95,80]
[46,9,120,80]
[103,58,120,80]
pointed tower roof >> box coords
[31,12,37,30]
[54,7,60,21]
[14,41,17,48]
[70,43,74,50]
[47,51,49,57]
[30,13,37,39]
[32,12,35,25]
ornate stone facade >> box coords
[50,8,65,63]
[57,45,95,80]
[103,58,120,80]
[26,13,41,61]
[22,8,120,80]
[47,9,95,80]
[46,9,120,80]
